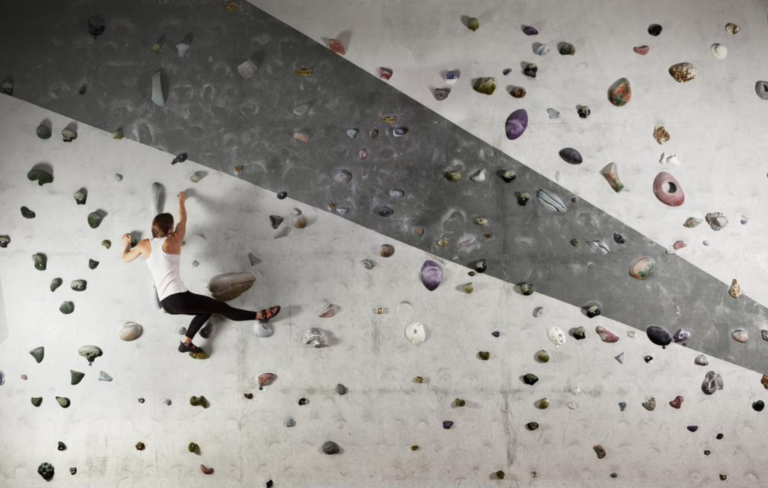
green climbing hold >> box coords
[473,77,496,95]
[520,283,535,296]
[463,283,474,294]
[32,253,47,271]
[594,444,607,459]
[535,350,550,363]
[477,351,490,361]
[50,278,63,292]
[101,240,111,249]
[190,396,209,408]
[59,301,74,314]
[453,398,466,407]
[188,442,200,454]
[190,351,209,360]
[87,212,103,229]
[71,280,87,291]
[496,471,505,479]
[537,398,550,409]
[467,17,479,31]
[31,397,43,407]
[445,171,462,182]
[56,396,71,408]
[29,346,44,363]
[27,169,54,186]
[526,422,539,431]
[78,345,103,364]
[70,370,85,385]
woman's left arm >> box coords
[122,234,145,263]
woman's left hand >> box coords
[121,233,132,246]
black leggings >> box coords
[161,291,256,340]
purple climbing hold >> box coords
[505,109,528,140]
[442,420,454,429]
[421,260,444,292]
[522,25,539,36]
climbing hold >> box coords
[237,58,258,79]
[30,346,44,363]
[405,322,426,346]
[648,24,663,36]
[559,42,575,55]
[634,45,649,55]
[491,330,499,337]
[559,147,583,165]
[467,17,480,31]
[258,373,276,388]
[644,355,654,363]
[473,77,496,95]
[536,188,567,213]
[477,351,491,361]
[653,172,685,206]
[615,352,625,364]
[533,307,544,317]
[683,217,702,228]
[375,205,394,218]
[753,400,764,412]
[453,398,466,407]
[37,121,52,139]
[523,63,538,78]
[705,212,728,231]
[444,171,462,182]
[336,384,348,395]
[470,169,487,183]
[442,421,454,430]
[588,240,610,254]
[756,81,768,100]
[572,326,586,340]
[50,278,63,292]
[72,189,88,205]
[56,396,71,408]
[522,25,538,35]
[200,465,214,475]
[27,169,54,186]
[70,370,85,385]
[659,153,681,166]
[496,471,505,480]
[702,371,724,395]
[642,397,656,411]
[547,327,566,347]
[594,445,606,459]
[88,259,99,269]
[653,126,670,145]
[505,109,528,140]
[762,330,768,342]
[421,260,443,291]
[32,397,43,407]
[151,69,166,107]
[190,171,206,183]
[389,189,405,198]
[0,77,12,96]
[292,129,312,144]
[687,426,699,433]
[608,78,632,106]
[499,170,516,183]
[728,279,743,298]
[577,106,591,118]
[614,233,626,244]
[598,163,624,192]
[0,235,9,248]
[323,441,341,454]
[190,396,210,408]
[534,43,550,56]
[596,326,619,343]
[244,393,253,399]
[57,441,66,451]
[188,442,200,454]
[285,418,296,427]
[208,272,256,301]
[59,301,74,314]
[695,354,709,366]
[99,371,113,382]
[629,257,656,280]
[333,169,352,184]
[433,88,451,101]
[70,279,87,292]
[520,282,535,295]
[526,422,539,431]
[78,345,103,365]
[585,305,601,318]
[523,374,539,385]
[87,211,103,229]
[509,86,526,98]
[303,328,328,348]
[379,244,395,258]
[670,396,684,409]
[731,328,748,343]
[618,402,626,411]
[537,398,550,409]
[711,43,728,60]
[646,326,672,348]
[318,302,339,318]
[21,206,35,219]
[535,350,550,363]
[669,63,697,83]
[378,67,393,80]
[725,23,740,35]
[673,329,690,343]
[38,462,55,482]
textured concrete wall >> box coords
[1,0,767,371]
[2,95,768,488]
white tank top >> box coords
[146,237,188,301]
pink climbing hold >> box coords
[596,326,620,343]
[653,172,685,207]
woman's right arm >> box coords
[122,235,146,263]
[169,192,187,243]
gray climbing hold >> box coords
[50,278,63,292]
[303,328,328,348]
[559,148,583,165]
[705,212,728,231]
[587,240,610,254]
[286,418,296,427]
[56,396,71,408]
[28,169,54,186]
[756,81,768,100]
[208,272,256,301]
[30,346,45,363]
[190,171,207,183]
[74,189,87,205]
[536,189,567,213]
[119,322,143,341]
[547,108,560,119]
[88,259,99,269]
[336,384,348,395]
[87,212,103,229]
[37,120,52,139]
[702,371,724,395]
[615,352,625,364]
[695,354,709,366]
[0,235,9,248]
[248,253,261,266]
[70,370,85,385]
[78,345,103,364]
[32,253,46,270]
[333,169,352,184]
[31,397,43,407]
[151,69,166,107]
[59,301,74,314]
[322,441,340,455]
[71,280,87,292]
[99,371,113,382]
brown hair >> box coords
[152,213,174,238]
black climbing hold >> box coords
[644,355,653,363]
[704,450,711,456]
[613,232,626,244]
[270,215,283,229]
[572,326,586,340]
[717,433,724,440]
[491,331,500,338]
[570,239,579,247]
[70,467,77,475]
[266,481,273,488]
[21,206,36,219]
[473,259,487,273]
[336,384,348,395]
[78,85,87,95]
[322,441,340,454]
[577,106,591,119]
[610,473,618,479]
[687,426,699,432]
[277,191,287,200]
[88,259,99,270]
[648,24,663,36]
[499,170,516,182]
[523,374,539,385]
[523,63,538,78]
[526,422,539,431]
[38,462,55,481]
[87,15,106,38]
[585,305,601,318]
[559,148,583,165]
[646,325,673,347]
[753,400,765,412]
[58,441,66,451]
[171,152,188,165]
[138,398,145,403]
[298,398,308,405]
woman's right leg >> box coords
[162,291,258,322]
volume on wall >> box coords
[1,0,768,486]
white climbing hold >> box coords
[547,326,566,347]
[151,70,166,107]
[405,322,426,346]
[237,58,259,79]
[253,322,274,338]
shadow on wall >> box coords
[0,277,7,345]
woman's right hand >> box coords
[178,191,187,204]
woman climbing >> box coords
[121,191,280,356]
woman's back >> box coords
[146,237,187,301]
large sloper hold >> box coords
[208,272,256,301]
[4,2,768,373]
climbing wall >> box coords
[1,0,768,486]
